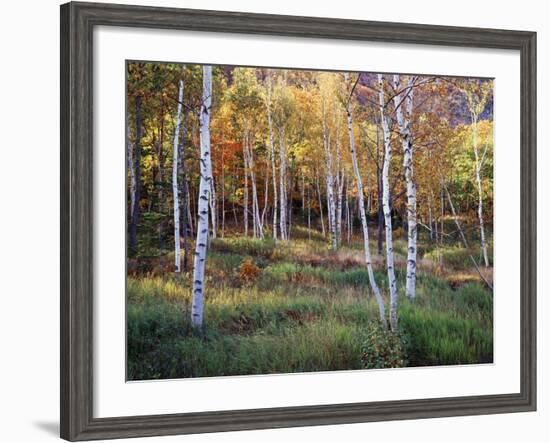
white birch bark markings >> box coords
[378,74,398,331]
[392,75,417,300]
[172,72,185,273]
[322,101,337,251]
[473,117,489,267]
[191,65,213,329]
[266,75,278,241]
[127,116,136,224]
[278,128,287,240]
[345,73,387,328]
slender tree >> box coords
[321,99,337,250]
[127,116,136,228]
[172,68,185,272]
[191,65,213,329]
[346,73,387,328]
[265,72,279,240]
[392,74,418,300]
[129,94,142,256]
[378,74,398,331]
[462,80,491,267]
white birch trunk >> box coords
[127,116,136,224]
[472,117,490,267]
[316,171,326,237]
[378,74,398,331]
[392,75,417,300]
[322,112,337,250]
[191,65,213,329]
[246,135,263,238]
[243,131,249,237]
[221,137,225,239]
[345,73,387,328]
[278,127,287,240]
[172,74,184,273]
[301,168,306,217]
[261,156,269,230]
[266,76,278,241]
[335,126,344,244]
[307,183,311,238]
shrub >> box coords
[238,259,261,282]
[361,323,408,369]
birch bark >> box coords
[345,73,387,328]
[266,74,278,241]
[127,117,136,226]
[316,171,326,237]
[378,74,398,331]
[172,72,185,272]
[243,131,249,237]
[472,117,490,267]
[129,95,142,256]
[278,127,287,240]
[322,109,337,250]
[392,75,417,300]
[191,65,213,329]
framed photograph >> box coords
[60,1,536,440]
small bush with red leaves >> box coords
[238,259,261,282]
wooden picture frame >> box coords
[60,1,536,440]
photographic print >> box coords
[126,62,494,381]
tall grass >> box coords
[128,235,493,380]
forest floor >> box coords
[127,226,493,380]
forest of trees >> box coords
[127,62,494,379]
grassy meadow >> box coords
[127,227,493,380]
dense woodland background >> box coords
[126,62,494,380]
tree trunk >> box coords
[307,183,311,238]
[345,188,351,244]
[247,134,263,238]
[278,127,287,240]
[287,169,293,239]
[346,74,387,328]
[376,124,384,257]
[316,171,326,237]
[221,133,226,239]
[261,156,270,231]
[178,108,190,272]
[322,114,337,250]
[266,76,278,241]
[191,65,213,329]
[392,75,418,300]
[127,116,136,229]
[378,74,398,331]
[172,71,185,272]
[243,132,249,237]
[129,95,142,256]
[336,135,344,244]
[472,116,490,267]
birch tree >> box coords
[265,72,278,241]
[272,80,294,241]
[321,99,337,250]
[172,68,185,272]
[278,128,287,240]
[392,74,418,300]
[378,74,398,331]
[345,73,387,328]
[127,116,136,227]
[462,80,491,267]
[129,94,142,256]
[191,65,213,329]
